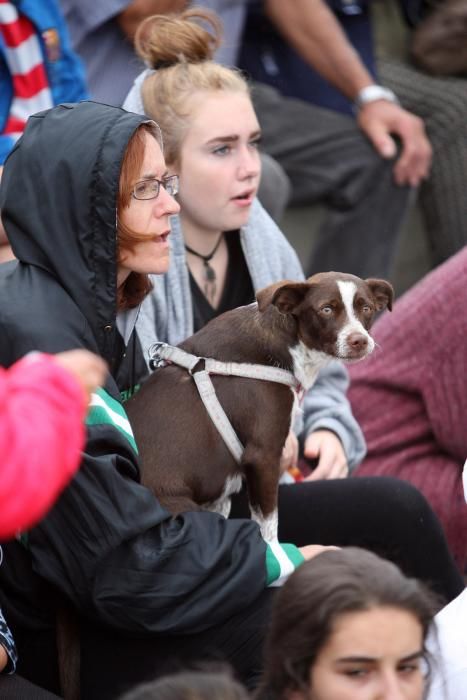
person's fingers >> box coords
[303,432,320,460]
[280,432,299,473]
[329,460,349,479]
[0,644,9,673]
[362,121,397,160]
[358,102,432,186]
[393,121,432,186]
[290,433,299,468]
[299,544,340,560]
[304,431,348,481]
[304,460,331,482]
[54,349,107,398]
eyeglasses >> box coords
[131,174,179,200]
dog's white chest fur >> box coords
[289,343,332,390]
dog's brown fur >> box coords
[126,274,393,533]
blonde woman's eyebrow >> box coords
[206,135,239,145]
[206,130,262,146]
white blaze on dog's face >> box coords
[336,279,375,359]
[262,273,393,389]
[292,273,392,361]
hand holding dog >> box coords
[53,349,108,403]
[299,544,340,560]
[0,644,8,672]
[303,430,348,481]
[280,431,300,473]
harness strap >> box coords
[149,343,298,388]
[148,342,298,465]
[192,370,244,462]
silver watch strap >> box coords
[354,85,400,111]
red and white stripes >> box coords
[0,0,53,143]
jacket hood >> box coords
[0,101,151,357]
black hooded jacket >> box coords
[0,103,268,648]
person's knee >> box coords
[366,476,437,526]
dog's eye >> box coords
[320,306,333,315]
[362,305,372,314]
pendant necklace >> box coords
[185,232,224,304]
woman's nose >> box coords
[379,672,406,700]
[237,147,260,180]
[156,186,180,216]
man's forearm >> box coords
[265,0,374,100]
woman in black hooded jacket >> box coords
[0,101,321,698]
[0,102,463,700]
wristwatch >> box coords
[354,85,400,111]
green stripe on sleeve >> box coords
[281,543,306,568]
[87,388,138,454]
[266,541,305,586]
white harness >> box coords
[148,342,300,463]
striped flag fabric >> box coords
[0,0,53,149]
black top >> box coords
[190,231,255,333]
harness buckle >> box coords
[188,357,206,376]
[148,342,169,371]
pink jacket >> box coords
[0,353,87,539]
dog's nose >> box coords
[347,332,368,351]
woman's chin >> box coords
[223,208,252,231]
[149,255,170,276]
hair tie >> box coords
[152,59,178,71]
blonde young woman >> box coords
[122,7,463,601]
[124,8,366,485]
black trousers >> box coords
[78,476,463,700]
[0,675,61,699]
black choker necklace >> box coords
[185,233,224,302]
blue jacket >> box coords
[0,0,88,163]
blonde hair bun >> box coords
[134,8,222,69]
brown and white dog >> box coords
[126,272,393,542]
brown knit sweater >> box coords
[348,247,467,571]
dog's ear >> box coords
[365,278,394,312]
[256,281,290,312]
[256,281,310,314]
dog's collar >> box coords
[148,342,300,463]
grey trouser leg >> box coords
[251,81,412,279]
[257,152,291,223]
[379,57,467,265]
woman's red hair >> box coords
[117,122,162,310]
